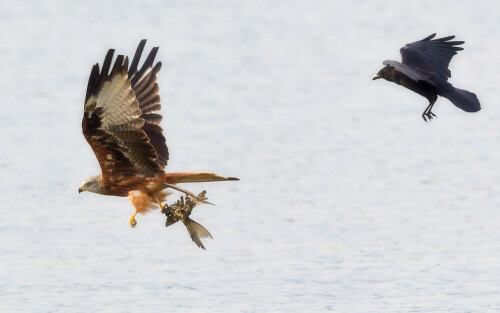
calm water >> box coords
[1,1,500,312]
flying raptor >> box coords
[373,33,480,121]
[79,40,238,227]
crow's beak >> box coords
[78,188,82,193]
[372,74,381,80]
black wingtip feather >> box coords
[439,35,456,41]
[423,33,436,41]
[111,55,125,75]
[129,39,147,77]
[131,46,159,86]
[85,64,100,102]
[101,49,115,77]
[153,61,162,73]
[123,56,129,70]
[447,41,465,45]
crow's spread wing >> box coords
[400,33,464,82]
[382,60,436,86]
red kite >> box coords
[79,40,238,227]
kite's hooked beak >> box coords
[78,187,83,193]
[372,74,381,80]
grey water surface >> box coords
[1,0,500,312]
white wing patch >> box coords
[97,72,142,129]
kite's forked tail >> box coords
[164,172,239,184]
[162,172,239,205]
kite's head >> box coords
[78,175,101,194]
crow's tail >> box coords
[442,87,481,112]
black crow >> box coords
[373,33,480,121]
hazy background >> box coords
[1,0,499,312]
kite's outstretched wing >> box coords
[400,33,464,81]
[129,40,169,168]
[82,41,167,188]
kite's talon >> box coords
[158,201,167,213]
[129,213,137,228]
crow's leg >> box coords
[422,99,437,122]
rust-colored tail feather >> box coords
[164,172,239,184]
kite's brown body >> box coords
[78,40,238,227]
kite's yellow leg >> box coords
[129,211,137,228]
[158,201,167,211]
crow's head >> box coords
[372,65,391,81]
